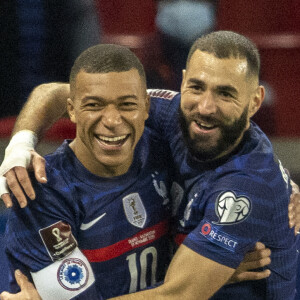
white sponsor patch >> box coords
[213,191,251,225]
[123,193,147,228]
[31,248,95,300]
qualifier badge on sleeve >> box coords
[39,221,78,261]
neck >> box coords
[69,140,132,177]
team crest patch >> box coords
[39,221,77,261]
[123,193,147,228]
[213,191,251,225]
[200,220,238,252]
[57,258,89,291]
[152,171,169,205]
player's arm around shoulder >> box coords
[153,244,235,300]
[0,82,70,208]
[110,244,235,300]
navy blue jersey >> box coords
[147,89,298,300]
[5,127,172,299]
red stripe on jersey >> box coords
[174,233,187,246]
[82,220,169,262]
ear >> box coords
[249,85,265,118]
[144,94,151,120]
[67,98,76,123]
[181,69,186,91]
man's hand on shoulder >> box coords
[0,270,41,300]
[227,242,271,284]
[0,131,47,208]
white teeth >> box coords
[98,135,127,142]
[200,123,214,128]
[196,121,214,128]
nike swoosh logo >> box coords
[80,213,107,231]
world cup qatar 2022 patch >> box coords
[39,221,78,261]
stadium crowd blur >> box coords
[0,0,300,295]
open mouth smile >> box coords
[95,134,130,148]
[194,120,217,131]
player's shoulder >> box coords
[30,140,77,200]
[147,89,180,101]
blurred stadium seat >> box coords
[217,0,300,137]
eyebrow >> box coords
[187,78,238,95]
[215,85,238,95]
[82,94,139,103]
[187,78,206,88]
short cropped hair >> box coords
[69,44,147,94]
[187,31,260,78]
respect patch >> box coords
[200,220,238,252]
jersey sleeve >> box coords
[146,89,180,139]
[182,171,293,269]
[5,178,99,299]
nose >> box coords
[197,92,217,115]
[101,104,122,128]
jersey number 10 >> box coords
[126,246,158,293]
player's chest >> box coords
[77,172,171,248]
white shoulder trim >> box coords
[147,89,179,100]
[31,248,95,300]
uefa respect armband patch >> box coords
[200,220,238,252]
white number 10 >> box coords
[126,246,158,293]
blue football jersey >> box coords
[147,89,298,300]
[5,127,172,299]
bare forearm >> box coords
[111,245,234,300]
[12,83,70,139]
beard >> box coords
[179,106,248,161]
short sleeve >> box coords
[183,172,277,268]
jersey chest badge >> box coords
[123,193,147,228]
[152,171,169,205]
[213,191,251,225]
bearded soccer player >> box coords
[0,32,299,300]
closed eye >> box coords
[219,91,234,98]
[119,101,138,110]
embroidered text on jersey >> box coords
[57,257,89,291]
[200,220,238,252]
[213,191,251,225]
[123,193,147,228]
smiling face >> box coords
[67,69,149,177]
[180,50,264,160]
